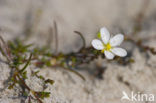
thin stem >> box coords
[20,53,32,72]
[74,31,86,48]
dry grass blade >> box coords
[54,21,58,54]
[47,27,53,48]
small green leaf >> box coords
[22,71,27,79]
[20,53,32,73]
[23,91,29,97]
[45,60,51,67]
[35,91,50,99]
[97,32,101,39]
[8,83,16,89]
[38,75,44,80]
[72,57,76,63]
[45,79,54,85]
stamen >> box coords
[101,43,112,53]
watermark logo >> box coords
[121,91,155,102]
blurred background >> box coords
[0,0,156,52]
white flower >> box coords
[91,27,127,60]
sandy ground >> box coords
[0,0,156,103]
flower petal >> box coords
[104,51,114,59]
[110,34,124,47]
[100,27,110,44]
[91,39,104,50]
[111,48,127,57]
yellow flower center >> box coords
[101,43,112,53]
